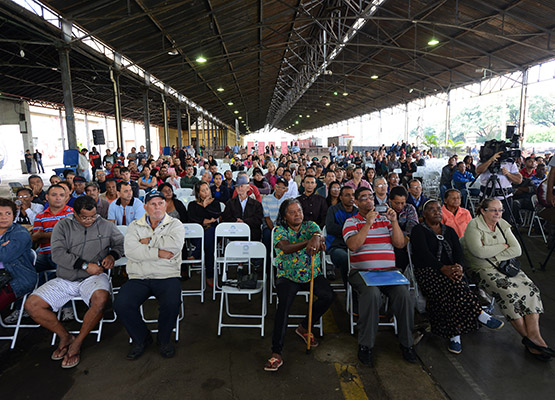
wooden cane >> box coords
[306,254,315,354]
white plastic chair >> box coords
[138,189,146,200]
[213,222,251,300]
[51,269,117,345]
[528,195,547,242]
[0,250,39,349]
[174,188,193,198]
[345,250,398,336]
[232,171,240,180]
[217,241,267,337]
[181,223,205,303]
[322,227,345,293]
[136,294,183,342]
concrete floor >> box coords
[0,178,553,400]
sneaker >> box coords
[4,309,29,324]
[357,345,373,367]
[448,340,462,354]
[158,342,176,358]
[61,307,75,321]
[400,345,418,363]
[481,316,504,330]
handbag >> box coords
[486,225,521,277]
[0,269,13,290]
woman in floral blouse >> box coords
[264,198,334,372]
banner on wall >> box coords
[258,141,265,154]
[247,141,254,153]
[281,141,288,154]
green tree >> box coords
[528,96,555,127]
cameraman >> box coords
[476,151,522,222]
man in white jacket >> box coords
[114,190,185,360]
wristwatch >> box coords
[82,262,88,270]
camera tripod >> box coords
[481,173,536,272]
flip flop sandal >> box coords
[51,345,69,361]
[295,327,318,348]
[61,352,80,369]
[264,357,283,372]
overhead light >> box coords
[325,102,330,106]
[428,38,439,46]
[234,110,239,114]
[168,49,179,56]
[227,101,234,106]
[333,91,338,96]
[370,74,379,79]
[238,116,242,119]
[409,88,414,93]
[217,87,224,92]
[19,49,25,58]
[299,114,302,118]
[306,115,310,118]
[342,92,348,96]
[196,56,207,63]
[295,121,299,124]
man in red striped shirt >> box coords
[343,187,417,367]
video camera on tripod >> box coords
[479,125,522,173]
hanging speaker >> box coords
[92,129,105,145]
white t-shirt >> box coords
[478,161,518,198]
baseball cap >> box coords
[145,190,165,203]
[236,176,249,186]
[73,176,86,183]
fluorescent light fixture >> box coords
[428,38,439,46]
[196,56,207,63]
[342,92,348,96]
[234,110,239,114]
[168,49,179,56]
[217,87,224,92]
[227,101,233,106]
[370,74,378,79]
[325,102,330,106]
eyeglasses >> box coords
[16,195,31,199]
[358,195,374,201]
[77,214,97,222]
[485,208,504,213]
[376,184,386,188]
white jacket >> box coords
[124,213,185,279]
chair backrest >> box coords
[220,202,226,212]
[138,189,146,198]
[182,223,204,239]
[224,241,266,259]
[116,225,128,236]
[175,188,193,198]
[232,171,240,180]
[215,222,251,239]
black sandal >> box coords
[525,346,551,362]
[522,337,555,357]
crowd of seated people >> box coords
[1,141,554,373]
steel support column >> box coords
[187,108,191,146]
[143,88,151,155]
[518,68,529,141]
[162,94,169,147]
[444,91,451,146]
[176,104,182,149]
[110,68,123,149]
[195,116,200,153]
[58,46,77,150]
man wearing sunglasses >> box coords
[26,195,124,369]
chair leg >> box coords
[217,292,225,336]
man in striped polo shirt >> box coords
[343,187,417,367]
[32,185,74,273]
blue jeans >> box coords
[114,278,181,344]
